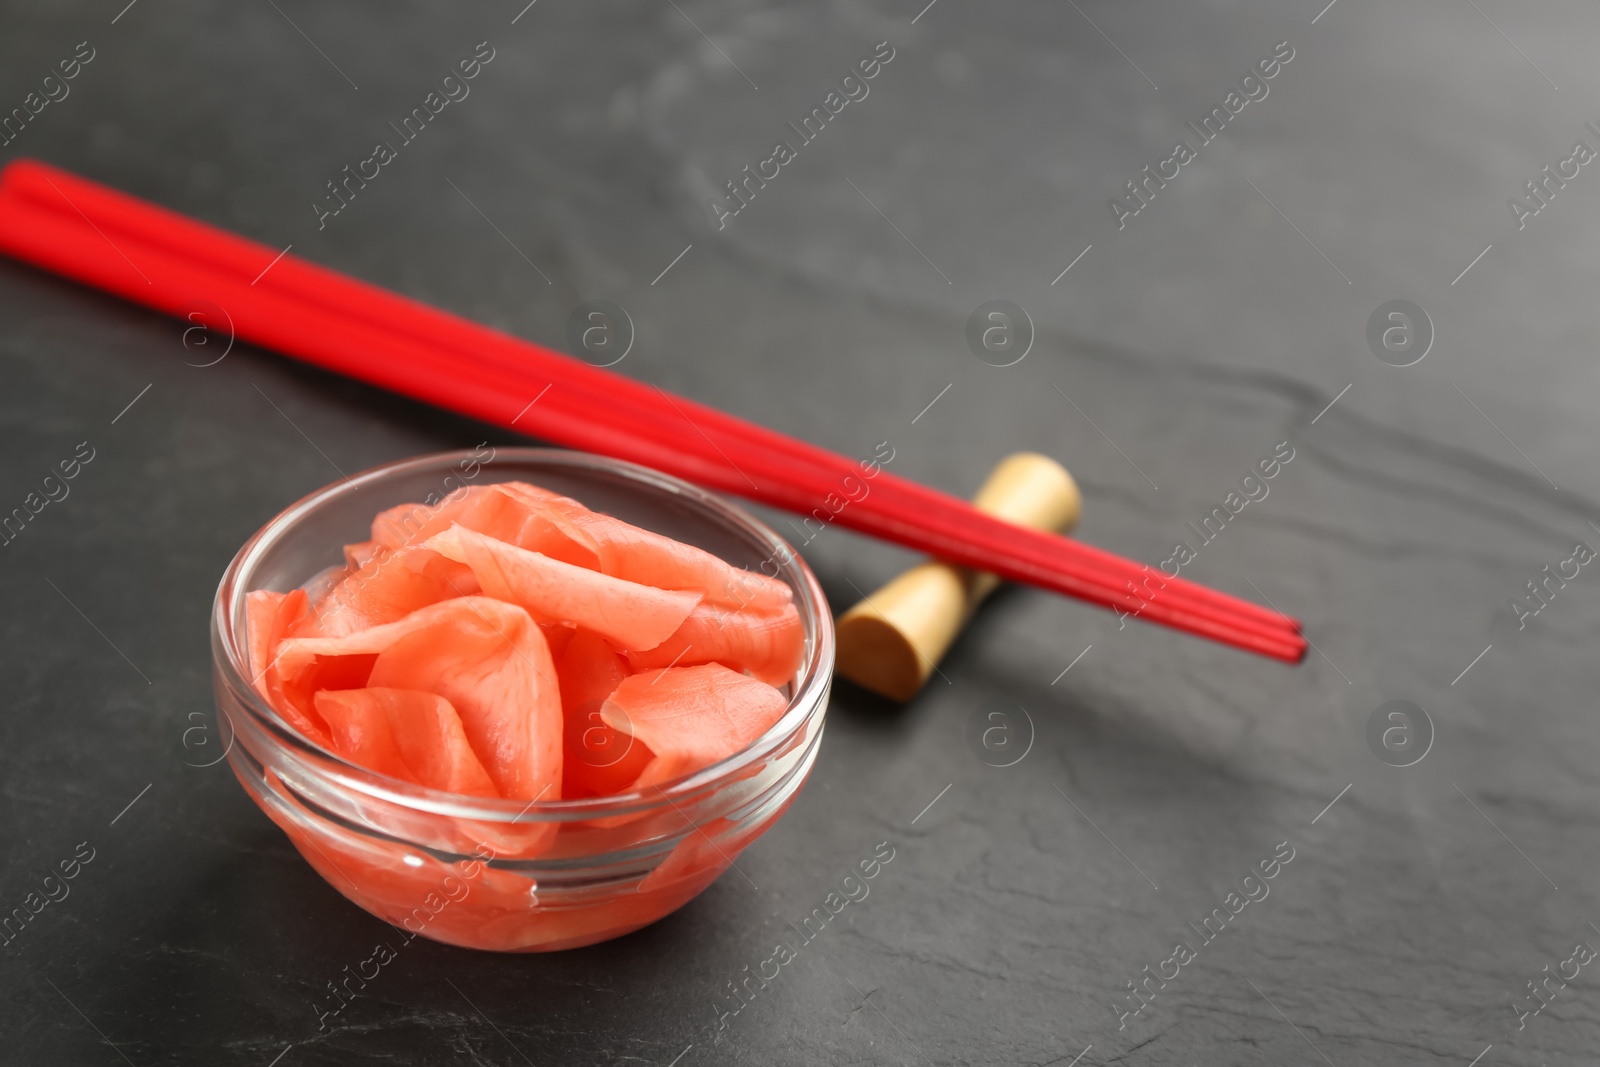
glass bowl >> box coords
[210,448,833,952]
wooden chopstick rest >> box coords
[835,452,1081,701]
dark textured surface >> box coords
[3,1,1599,1064]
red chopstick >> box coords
[0,161,1306,661]
[0,162,1299,638]
[0,161,1300,646]
[0,192,1305,661]
[0,198,1305,662]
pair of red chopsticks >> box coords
[0,159,1306,662]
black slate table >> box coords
[4,2,1599,1064]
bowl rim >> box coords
[211,446,834,821]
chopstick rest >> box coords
[836,453,1081,701]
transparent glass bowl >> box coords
[211,448,832,952]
